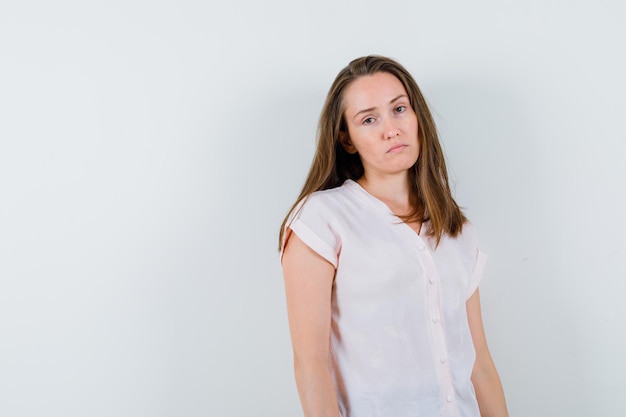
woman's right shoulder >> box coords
[286,182,353,227]
[281,183,351,264]
[298,182,353,213]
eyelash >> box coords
[361,106,407,125]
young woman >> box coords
[279,55,508,417]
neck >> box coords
[357,172,412,209]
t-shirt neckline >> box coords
[343,179,429,237]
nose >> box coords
[382,117,400,139]
[384,123,399,139]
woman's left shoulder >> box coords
[453,221,482,252]
[448,220,475,239]
[461,220,479,238]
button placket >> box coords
[418,240,456,411]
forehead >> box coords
[343,72,408,113]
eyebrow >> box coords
[352,94,408,120]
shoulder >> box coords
[438,221,482,256]
[310,181,355,202]
[454,222,487,269]
[459,221,479,244]
[297,181,356,216]
[285,181,359,239]
[281,183,353,266]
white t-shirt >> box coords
[284,179,487,417]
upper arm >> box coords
[467,289,488,354]
[282,231,336,361]
[467,289,495,373]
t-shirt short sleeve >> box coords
[467,249,488,299]
[462,223,488,300]
[281,193,341,268]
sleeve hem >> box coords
[287,219,338,268]
[466,249,488,300]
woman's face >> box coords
[340,72,419,180]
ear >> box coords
[339,130,357,154]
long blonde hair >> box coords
[279,55,465,249]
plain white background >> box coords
[1,1,625,416]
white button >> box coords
[440,357,447,364]
[428,276,435,284]
[417,244,425,251]
[446,395,453,402]
[432,316,439,323]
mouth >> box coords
[387,144,408,153]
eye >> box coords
[362,117,375,125]
[394,105,406,113]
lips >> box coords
[387,144,407,153]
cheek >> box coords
[404,112,418,134]
[410,121,419,144]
